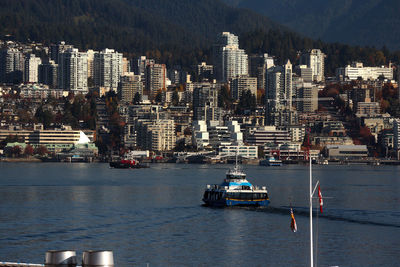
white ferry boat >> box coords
[202,164,269,207]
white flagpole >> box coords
[310,155,314,267]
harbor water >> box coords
[0,163,399,266]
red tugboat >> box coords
[109,158,149,169]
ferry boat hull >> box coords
[203,189,270,207]
[203,198,270,207]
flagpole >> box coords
[309,155,313,267]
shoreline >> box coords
[1,157,400,165]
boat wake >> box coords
[263,206,400,228]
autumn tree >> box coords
[23,145,34,157]
[34,145,49,156]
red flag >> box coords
[290,208,297,232]
[318,185,323,213]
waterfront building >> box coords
[323,145,368,159]
[218,145,258,159]
[285,125,306,143]
[300,49,325,82]
[192,121,209,149]
[245,126,291,147]
[336,62,393,81]
[213,32,248,82]
[312,136,354,147]
[0,125,97,154]
[231,75,257,101]
[58,48,88,93]
[93,48,123,92]
[378,129,394,157]
[24,54,41,83]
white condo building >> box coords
[58,48,88,92]
[94,48,123,91]
[24,54,42,83]
[213,32,248,82]
[265,60,293,109]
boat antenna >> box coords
[309,154,313,267]
[235,146,238,168]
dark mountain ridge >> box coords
[223,0,400,51]
[0,0,399,75]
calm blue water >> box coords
[0,163,399,266]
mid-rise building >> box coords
[136,119,176,151]
[58,48,88,93]
[300,49,325,82]
[336,62,393,81]
[131,56,155,77]
[245,126,291,146]
[218,145,258,159]
[249,53,274,90]
[296,82,318,112]
[192,82,222,121]
[192,120,209,149]
[93,48,123,92]
[0,47,24,83]
[118,73,143,103]
[294,65,313,83]
[145,63,166,100]
[50,41,73,64]
[231,75,257,100]
[196,62,214,81]
[39,60,58,88]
